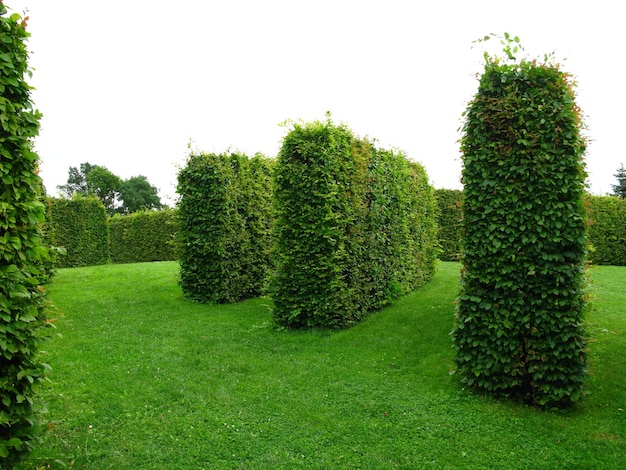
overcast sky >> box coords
[6,0,624,204]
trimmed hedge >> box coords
[452,57,588,407]
[586,195,626,266]
[437,192,626,266]
[39,196,59,283]
[407,162,439,287]
[434,188,463,261]
[0,6,53,464]
[46,197,109,268]
[271,119,437,329]
[177,152,274,303]
[109,209,178,264]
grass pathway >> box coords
[27,262,625,469]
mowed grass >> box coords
[24,262,625,469]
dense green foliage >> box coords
[56,162,94,197]
[452,56,588,407]
[117,175,164,214]
[177,152,273,303]
[58,163,122,216]
[586,195,626,266]
[46,197,109,268]
[435,191,626,266]
[83,166,121,215]
[45,199,176,267]
[0,5,53,465]
[406,162,439,287]
[109,209,178,264]
[271,119,437,329]
[58,162,164,215]
[434,188,463,261]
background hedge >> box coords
[586,195,626,266]
[109,209,178,264]
[46,197,109,268]
[177,152,273,303]
[452,57,588,407]
[407,162,439,287]
[436,191,626,266]
[271,119,437,329]
[434,188,463,261]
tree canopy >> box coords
[118,175,164,214]
[612,164,626,198]
[57,163,164,215]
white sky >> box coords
[6,0,624,204]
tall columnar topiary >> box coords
[271,118,437,329]
[177,152,273,303]
[0,4,53,464]
[452,36,588,407]
[271,120,366,328]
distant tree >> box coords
[612,164,626,198]
[117,175,163,214]
[58,163,163,215]
[57,162,95,197]
[85,166,122,215]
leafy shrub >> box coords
[407,162,439,288]
[271,118,437,329]
[586,195,626,266]
[271,120,364,328]
[434,191,626,267]
[46,197,110,268]
[452,54,588,407]
[0,6,53,465]
[36,195,59,284]
[177,152,273,303]
[434,188,463,261]
[109,209,178,264]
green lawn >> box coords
[24,262,625,469]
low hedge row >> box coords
[46,198,178,267]
[46,197,109,268]
[586,195,626,265]
[48,194,626,273]
[109,209,178,264]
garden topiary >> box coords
[0,4,54,464]
[271,117,437,329]
[177,151,274,303]
[452,35,588,407]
